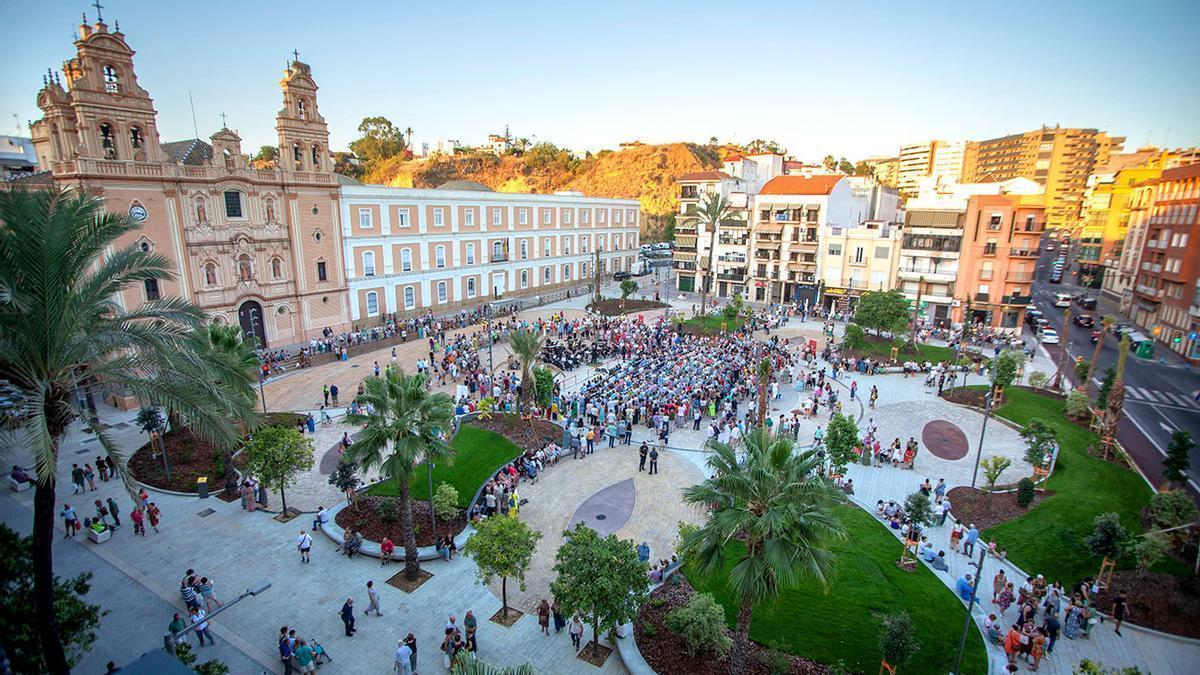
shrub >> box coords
[843,323,868,351]
[433,482,460,521]
[877,611,920,670]
[1065,391,1091,420]
[1150,490,1199,551]
[904,491,934,528]
[640,623,657,637]
[1085,513,1129,560]
[1128,533,1168,577]
[649,595,666,608]
[664,592,732,657]
[1096,367,1116,409]
[1027,370,1049,390]
[1016,478,1036,507]
[756,648,792,675]
[376,497,398,522]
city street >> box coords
[1032,243,1200,492]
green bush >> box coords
[532,366,555,408]
[376,497,398,523]
[904,491,934,527]
[843,323,868,351]
[756,648,792,675]
[664,592,732,657]
[640,623,657,637]
[1065,391,1092,420]
[433,482,460,521]
[1027,371,1048,390]
[1017,478,1036,508]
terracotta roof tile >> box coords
[758,175,844,196]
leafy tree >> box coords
[242,425,314,516]
[531,366,555,408]
[251,145,278,168]
[687,193,742,322]
[681,428,846,674]
[433,482,460,521]
[1020,418,1056,469]
[1101,337,1131,459]
[822,154,837,171]
[904,491,934,529]
[0,525,106,673]
[1085,513,1130,560]
[843,323,868,351]
[1028,371,1049,390]
[1128,532,1168,577]
[0,187,256,673]
[620,279,638,308]
[853,160,874,177]
[1074,659,1146,675]
[722,293,746,326]
[665,592,732,657]
[1096,366,1116,408]
[1162,431,1194,488]
[328,458,362,511]
[349,116,408,163]
[824,412,861,474]
[877,611,920,672]
[173,641,230,675]
[196,322,261,495]
[1017,478,1036,507]
[853,290,909,336]
[332,151,364,179]
[507,329,545,410]
[550,523,649,659]
[463,513,542,620]
[1149,490,1199,551]
[345,370,455,580]
[135,406,167,478]
[981,456,1012,497]
[837,157,855,175]
[1086,316,1117,398]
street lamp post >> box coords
[969,391,994,489]
[427,459,437,540]
[163,583,271,655]
[952,547,987,675]
[250,310,268,413]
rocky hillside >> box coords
[359,143,722,236]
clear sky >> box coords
[4,0,1199,161]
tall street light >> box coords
[249,309,267,413]
[969,390,994,489]
[952,546,987,674]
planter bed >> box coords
[334,494,466,548]
[945,485,1054,532]
[587,298,668,316]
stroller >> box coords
[310,638,332,667]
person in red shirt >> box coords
[380,537,394,566]
[1003,624,1023,668]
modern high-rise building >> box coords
[1130,163,1200,363]
[896,140,964,198]
[962,126,1125,232]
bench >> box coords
[9,477,32,492]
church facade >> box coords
[27,15,351,347]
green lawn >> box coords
[685,505,987,674]
[857,335,955,363]
[366,425,522,507]
[683,314,745,332]
[973,387,1187,584]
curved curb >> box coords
[317,496,474,562]
[617,564,684,675]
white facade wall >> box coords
[339,186,640,321]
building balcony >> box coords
[674,252,696,262]
[787,260,817,271]
[1010,249,1039,258]
[754,249,780,260]
[901,247,960,257]
[675,245,697,254]
[674,261,697,271]
[1006,271,1034,282]
[675,225,697,235]
[975,292,991,303]
[897,269,956,283]
[490,254,509,263]
[1020,221,1046,233]
[716,271,747,282]
[1002,294,1032,305]
[1135,284,1163,301]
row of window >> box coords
[362,262,595,316]
[356,206,638,229]
[356,235,632,277]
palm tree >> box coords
[681,428,846,674]
[344,370,454,580]
[1086,315,1116,398]
[507,329,544,411]
[1101,335,1130,460]
[196,323,262,495]
[755,357,772,427]
[690,193,742,323]
[0,187,255,673]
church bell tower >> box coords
[276,54,331,174]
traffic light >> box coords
[1173,331,1183,345]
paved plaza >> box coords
[4,291,1198,675]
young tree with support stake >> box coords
[243,425,315,518]
[550,523,649,660]
[462,515,541,621]
[1162,431,1194,491]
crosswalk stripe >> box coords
[1163,392,1187,406]
[1126,386,1147,399]
[1148,390,1168,403]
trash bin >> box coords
[196,476,208,499]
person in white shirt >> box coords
[312,506,329,531]
[395,639,413,675]
[297,529,313,563]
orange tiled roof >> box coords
[758,175,844,195]
[1162,162,1200,182]
[722,154,743,162]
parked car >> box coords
[1035,318,1052,332]
[1040,329,1060,345]
[1053,293,1072,308]
[1025,309,1044,325]
[1078,297,1097,310]
[1073,314,1095,328]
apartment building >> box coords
[962,126,1125,232]
[817,178,903,310]
[673,169,752,296]
[1115,181,1157,314]
[339,183,640,322]
[896,140,964,198]
[1130,163,1200,363]
[902,178,1044,330]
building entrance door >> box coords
[238,300,267,348]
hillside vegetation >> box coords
[360,143,722,236]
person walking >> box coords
[537,599,551,635]
[190,606,214,647]
[648,446,659,475]
[552,600,566,633]
[1112,591,1128,636]
[963,524,979,557]
[61,503,78,538]
[297,529,313,563]
[323,384,330,406]
[106,497,121,528]
[394,638,413,675]
[404,633,418,673]
[146,502,161,533]
[464,610,477,653]
[365,580,382,617]
[569,615,584,651]
[131,506,146,536]
[70,464,85,493]
[340,598,356,636]
[198,577,222,611]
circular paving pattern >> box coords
[569,478,635,537]
[922,420,969,460]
